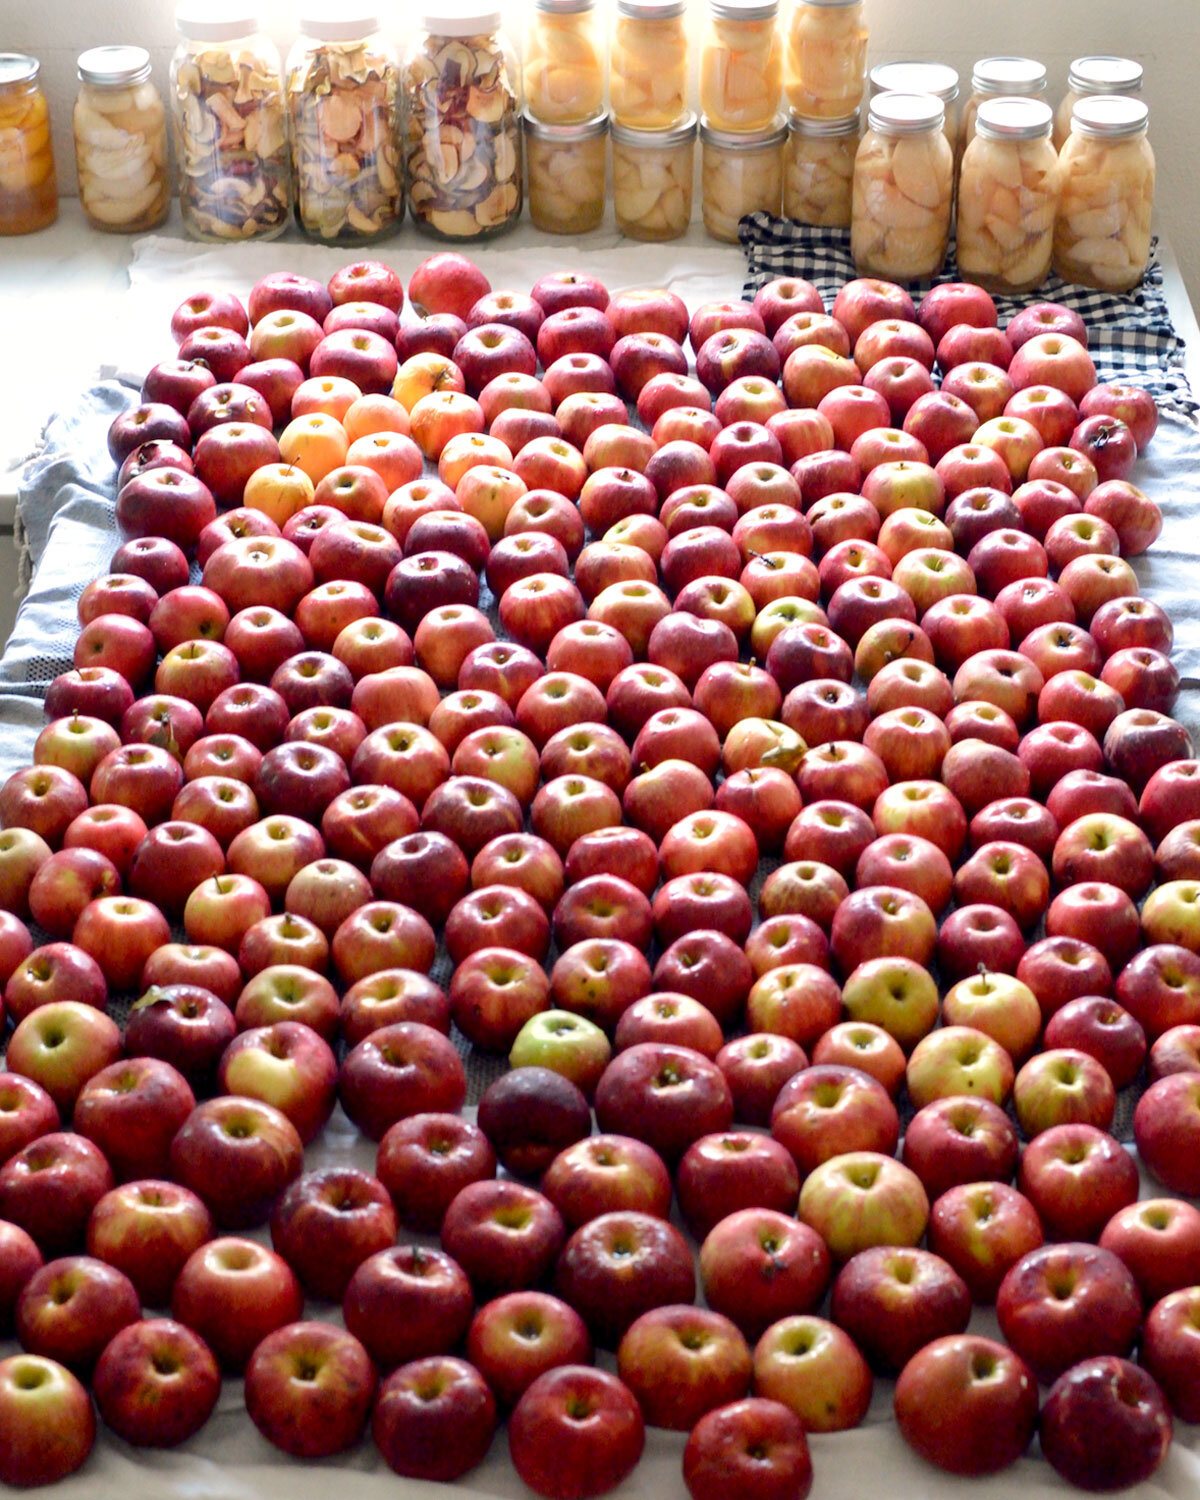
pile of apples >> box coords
[0,246,1196,1496]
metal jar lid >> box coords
[1068,56,1144,96]
[709,0,779,21]
[611,111,698,149]
[78,46,153,87]
[0,54,39,87]
[869,61,959,106]
[534,0,595,12]
[617,0,687,19]
[797,0,862,8]
[175,3,261,42]
[867,91,945,137]
[1071,95,1150,140]
[975,96,1054,142]
[524,110,609,142]
[971,57,1048,97]
[701,114,787,150]
[788,108,860,139]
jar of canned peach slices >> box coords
[611,0,689,131]
[701,116,785,241]
[958,97,1059,294]
[1053,96,1155,293]
[784,109,857,225]
[524,0,605,125]
[525,111,607,232]
[170,6,290,242]
[851,91,953,281]
[960,57,1047,153]
[1054,56,1143,150]
[611,112,696,240]
[700,0,783,134]
[74,47,169,233]
[784,0,867,121]
[404,5,522,240]
[870,61,959,150]
[0,54,57,235]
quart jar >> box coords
[870,61,959,151]
[611,113,696,241]
[524,0,605,125]
[957,97,1059,294]
[851,92,953,282]
[784,109,857,225]
[700,0,783,134]
[1053,96,1155,293]
[74,47,169,233]
[783,0,868,121]
[525,112,607,233]
[170,7,290,242]
[701,116,785,241]
[960,57,1047,153]
[404,5,522,240]
[0,54,57,235]
[1054,56,1143,151]
[611,0,689,131]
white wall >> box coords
[7,0,1199,299]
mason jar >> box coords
[870,61,959,151]
[0,54,56,235]
[611,0,689,131]
[1053,96,1155,293]
[525,112,607,233]
[784,109,857,225]
[783,0,867,121]
[524,0,605,124]
[960,57,1047,153]
[851,91,953,282]
[958,97,1059,294]
[700,0,783,134]
[701,116,785,241]
[1054,56,1143,151]
[611,112,696,240]
[74,47,169,233]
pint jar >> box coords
[74,47,169,233]
[784,109,857,225]
[611,112,696,240]
[0,54,57,235]
[701,116,785,241]
[700,0,783,134]
[525,112,607,233]
[783,0,868,121]
[611,0,689,130]
[524,0,605,125]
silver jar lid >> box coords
[611,111,698,148]
[534,0,595,12]
[867,91,945,136]
[175,3,260,41]
[797,0,862,7]
[975,96,1054,142]
[709,0,779,20]
[1068,56,1144,96]
[971,57,1047,97]
[0,54,39,86]
[870,61,959,105]
[300,6,382,39]
[78,46,153,87]
[1071,95,1150,140]
[788,108,860,139]
[524,110,609,142]
[617,0,687,18]
[701,114,787,150]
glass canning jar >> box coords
[611,0,689,131]
[784,0,867,121]
[1053,96,1155,294]
[1054,56,1143,151]
[851,91,953,282]
[870,61,959,150]
[0,54,57,235]
[74,47,169,233]
[525,112,607,233]
[611,112,696,240]
[404,5,523,240]
[957,97,1059,294]
[960,57,1047,153]
[701,116,785,241]
[700,0,783,134]
[524,0,605,125]
[784,109,858,226]
[170,6,290,242]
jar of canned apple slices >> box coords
[170,7,290,242]
[524,0,605,125]
[957,97,1059,294]
[784,109,857,225]
[525,112,607,232]
[611,0,689,131]
[404,5,522,240]
[851,91,953,282]
[960,56,1047,153]
[74,47,169,233]
[611,112,696,241]
[870,61,959,151]
[1054,56,1143,150]
[783,0,868,121]
[0,54,57,235]
[700,0,783,134]
[1053,96,1155,293]
[701,116,785,241]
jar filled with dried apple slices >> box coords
[783,0,867,121]
[287,9,402,243]
[611,0,689,131]
[74,47,169,233]
[1054,56,1143,151]
[869,61,959,152]
[404,5,523,240]
[525,112,607,233]
[700,0,783,134]
[784,109,857,225]
[0,54,57,235]
[611,113,696,240]
[958,97,1059,294]
[524,0,605,125]
[171,8,290,242]
[701,116,785,241]
[851,91,953,282]
[1053,96,1155,293]
[960,57,1047,154]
